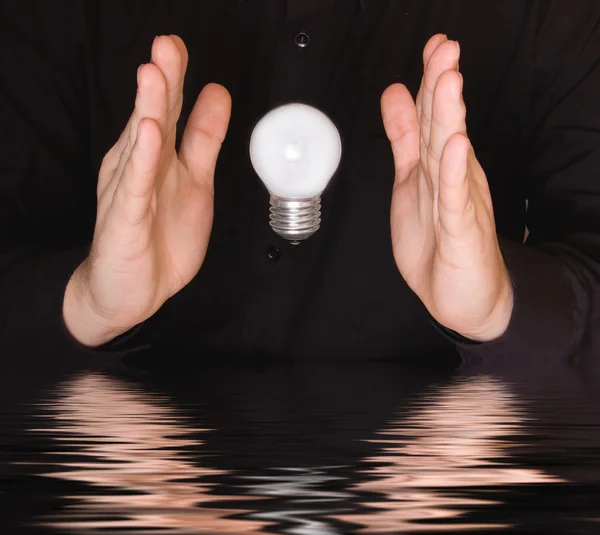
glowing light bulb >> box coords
[250,103,342,243]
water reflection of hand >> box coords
[33,372,270,534]
[335,375,564,533]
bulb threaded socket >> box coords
[269,196,321,244]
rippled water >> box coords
[3,360,600,534]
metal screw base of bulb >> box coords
[269,196,321,244]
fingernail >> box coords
[137,64,144,85]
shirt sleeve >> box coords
[456,1,600,365]
[0,0,146,359]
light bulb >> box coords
[249,103,342,244]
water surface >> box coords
[3,359,600,534]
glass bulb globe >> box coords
[249,103,342,243]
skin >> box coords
[63,36,232,346]
[381,34,513,342]
[63,34,513,347]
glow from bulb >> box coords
[249,104,342,199]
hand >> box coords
[381,34,513,342]
[63,35,231,346]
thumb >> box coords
[179,83,232,189]
[381,83,420,184]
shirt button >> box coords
[295,31,310,49]
[266,245,282,261]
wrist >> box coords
[62,261,129,347]
[458,273,514,343]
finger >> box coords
[438,132,474,238]
[428,69,467,184]
[381,83,420,185]
[112,62,168,180]
[150,35,188,141]
[424,34,448,67]
[179,83,232,189]
[168,34,189,79]
[416,34,448,118]
[99,63,168,210]
[114,118,163,225]
[418,40,460,169]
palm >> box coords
[148,159,214,294]
[391,167,436,299]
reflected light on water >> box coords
[29,372,270,534]
[239,466,354,535]
[20,371,572,534]
[334,375,565,533]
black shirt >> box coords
[1,0,600,365]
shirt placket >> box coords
[239,1,356,358]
